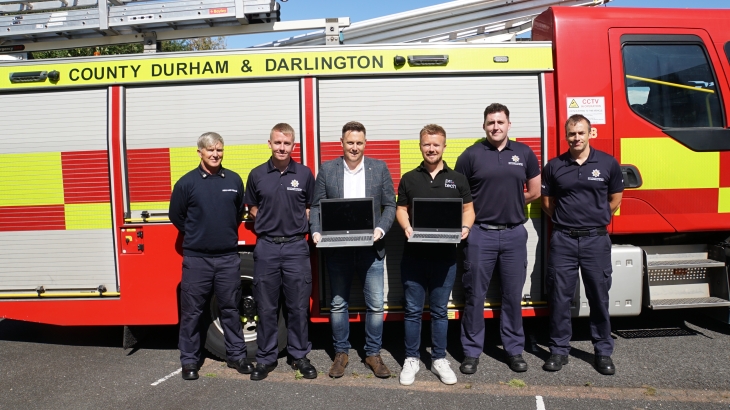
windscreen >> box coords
[321,199,374,231]
[412,199,462,229]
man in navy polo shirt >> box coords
[169,132,252,381]
[455,103,540,374]
[541,114,623,375]
[396,124,474,386]
[244,123,317,381]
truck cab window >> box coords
[623,44,723,128]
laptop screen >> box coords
[321,199,374,232]
[412,199,462,230]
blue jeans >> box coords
[401,255,457,360]
[326,246,384,357]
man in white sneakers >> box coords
[396,124,474,385]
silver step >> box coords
[649,297,730,310]
[647,259,726,270]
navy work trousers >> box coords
[461,224,528,358]
[546,230,613,356]
[179,254,246,365]
[253,238,312,365]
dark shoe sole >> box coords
[459,366,478,375]
[329,363,348,378]
[250,373,268,381]
[228,364,254,375]
[595,365,615,375]
[181,372,199,381]
[509,364,528,373]
[291,363,318,379]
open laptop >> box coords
[408,198,463,243]
[316,198,375,248]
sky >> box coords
[226,0,730,49]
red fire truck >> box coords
[0,5,729,359]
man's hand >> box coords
[461,226,470,240]
[404,226,413,239]
[312,233,321,244]
[373,229,383,242]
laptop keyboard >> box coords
[321,236,373,242]
[412,233,459,239]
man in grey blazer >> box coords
[310,121,396,379]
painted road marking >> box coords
[536,395,546,410]
[151,368,182,386]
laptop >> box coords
[408,198,463,243]
[316,198,375,248]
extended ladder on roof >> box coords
[257,0,610,47]
[0,0,349,53]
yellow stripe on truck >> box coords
[621,138,719,190]
[0,46,553,90]
[65,203,112,230]
[719,188,730,213]
[0,152,63,207]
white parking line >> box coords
[151,368,182,386]
[536,395,546,410]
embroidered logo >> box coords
[287,179,303,192]
[512,155,519,162]
[221,189,238,193]
[444,179,457,189]
[587,169,605,182]
[508,154,523,166]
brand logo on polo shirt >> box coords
[587,169,605,182]
[508,155,523,166]
[221,189,238,193]
[444,179,456,189]
[287,179,303,192]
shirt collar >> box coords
[482,138,512,151]
[266,157,297,174]
[416,160,452,174]
[343,157,365,174]
[198,164,225,179]
[564,147,597,165]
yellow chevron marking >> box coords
[65,203,112,230]
[621,138,719,189]
[0,152,63,207]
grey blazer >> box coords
[309,156,396,259]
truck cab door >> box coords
[608,28,730,234]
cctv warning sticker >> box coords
[567,97,605,125]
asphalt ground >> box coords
[1,309,730,410]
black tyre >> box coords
[204,252,287,360]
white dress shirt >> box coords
[343,158,385,239]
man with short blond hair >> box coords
[170,132,251,381]
[396,124,474,386]
[310,121,396,379]
[244,123,317,381]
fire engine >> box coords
[1,0,729,359]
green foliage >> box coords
[31,37,227,59]
[507,378,526,388]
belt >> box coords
[261,235,305,244]
[477,222,523,230]
[554,225,607,238]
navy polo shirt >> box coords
[541,148,623,228]
[397,161,472,259]
[244,158,315,237]
[455,139,540,225]
[169,165,245,257]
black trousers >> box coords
[179,254,246,365]
[253,238,312,365]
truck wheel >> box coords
[204,274,287,360]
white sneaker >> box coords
[399,357,420,386]
[431,358,457,385]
